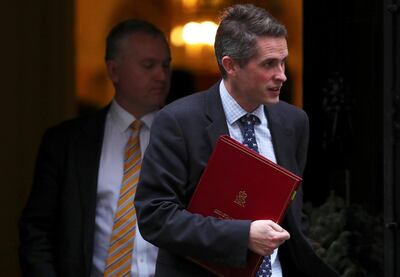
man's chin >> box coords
[150,93,167,104]
[265,97,280,105]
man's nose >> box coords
[154,65,170,81]
[274,65,287,83]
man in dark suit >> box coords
[135,4,339,277]
[18,19,171,276]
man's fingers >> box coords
[266,220,284,232]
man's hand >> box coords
[248,220,290,256]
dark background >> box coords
[303,1,383,212]
[2,0,399,276]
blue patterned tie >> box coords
[238,114,260,153]
[238,114,272,277]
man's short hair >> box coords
[214,4,287,78]
[105,19,167,61]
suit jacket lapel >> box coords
[265,104,294,170]
[75,106,109,274]
[203,84,294,170]
[204,82,229,148]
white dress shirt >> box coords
[219,80,282,277]
[91,100,158,277]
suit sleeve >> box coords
[135,107,251,267]
[18,128,62,277]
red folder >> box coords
[187,135,302,277]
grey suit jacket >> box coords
[135,82,338,277]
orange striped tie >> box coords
[104,120,143,276]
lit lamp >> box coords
[171,21,218,47]
[170,19,220,73]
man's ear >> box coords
[221,56,238,77]
[106,60,119,84]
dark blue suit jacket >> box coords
[19,107,109,277]
[135,83,338,277]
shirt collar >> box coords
[108,99,156,133]
[219,80,265,125]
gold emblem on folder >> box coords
[234,191,247,207]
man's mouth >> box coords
[268,86,281,92]
[150,86,166,92]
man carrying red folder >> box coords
[135,4,339,277]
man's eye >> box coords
[263,61,275,68]
[262,60,286,69]
[142,62,155,69]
